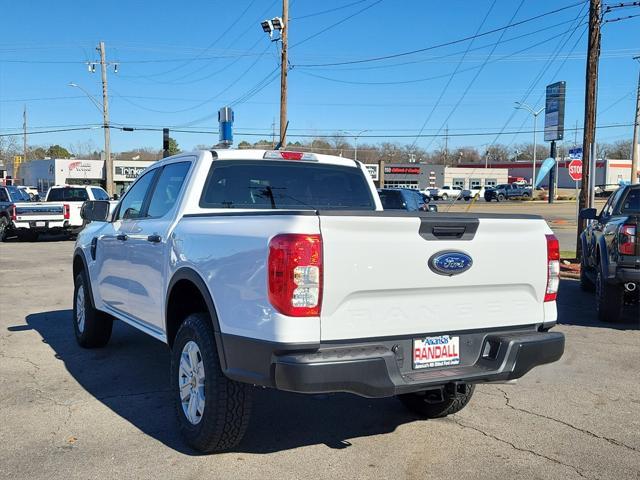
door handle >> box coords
[116,234,128,241]
[147,234,161,243]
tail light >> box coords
[10,205,16,221]
[63,204,70,220]
[545,234,560,302]
[618,224,637,256]
[268,234,323,317]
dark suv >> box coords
[378,188,437,212]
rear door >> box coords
[318,212,551,341]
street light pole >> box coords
[631,56,640,184]
[515,102,545,186]
[354,129,369,161]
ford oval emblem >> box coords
[429,251,473,276]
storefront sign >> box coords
[59,159,104,179]
[115,165,147,180]
[384,166,421,175]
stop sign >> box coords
[568,159,582,181]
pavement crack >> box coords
[96,388,171,402]
[452,416,589,479]
[495,387,640,453]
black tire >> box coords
[596,270,624,323]
[398,383,475,418]
[441,193,448,201]
[579,254,595,292]
[17,231,39,242]
[0,217,9,242]
[485,198,491,202]
[497,194,505,202]
[171,313,252,453]
[73,272,113,348]
[521,192,530,198]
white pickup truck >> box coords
[73,149,564,453]
[8,185,110,240]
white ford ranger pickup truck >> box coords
[72,149,564,453]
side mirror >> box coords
[81,200,111,223]
[579,208,598,220]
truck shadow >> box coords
[557,279,639,330]
[25,310,418,455]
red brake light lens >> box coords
[545,234,560,302]
[618,224,636,256]
[268,234,323,317]
[63,204,70,220]
[10,205,16,221]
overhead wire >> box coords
[408,0,498,150]
[292,0,588,67]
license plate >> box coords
[35,221,46,227]
[413,335,460,369]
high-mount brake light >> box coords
[268,234,323,317]
[545,234,560,302]
[263,151,317,161]
[618,224,637,256]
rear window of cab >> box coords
[199,160,375,210]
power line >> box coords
[290,0,384,48]
[292,0,369,19]
[409,0,498,149]
[295,29,577,86]
[293,1,588,67]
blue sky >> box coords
[0,0,638,156]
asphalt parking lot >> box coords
[1,238,638,480]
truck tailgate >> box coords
[318,212,552,341]
[15,203,65,221]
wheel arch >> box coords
[165,267,227,368]
[73,249,98,309]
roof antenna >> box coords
[274,121,289,150]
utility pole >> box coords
[279,0,289,148]
[98,41,113,196]
[577,0,601,258]
[23,105,27,163]
[444,125,449,166]
[631,56,640,184]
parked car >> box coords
[484,183,532,202]
[461,185,485,201]
[579,184,639,322]
[17,185,40,201]
[74,149,563,453]
[0,185,33,241]
[378,188,436,212]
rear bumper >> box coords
[615,268,640,283]
[221,328,565,398]
[12,220,69,232]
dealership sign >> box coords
[544,81,566,142]
[384,166,421,175]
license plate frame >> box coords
[413,335,460,369]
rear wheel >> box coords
[521,192,530,198]
[0,217,9,242]
[171,313,252,453]
[441,193,448,201]
[398,383,475,418]
[497,194,505,202]
[73,272,113,347]
[596,270,624,323]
